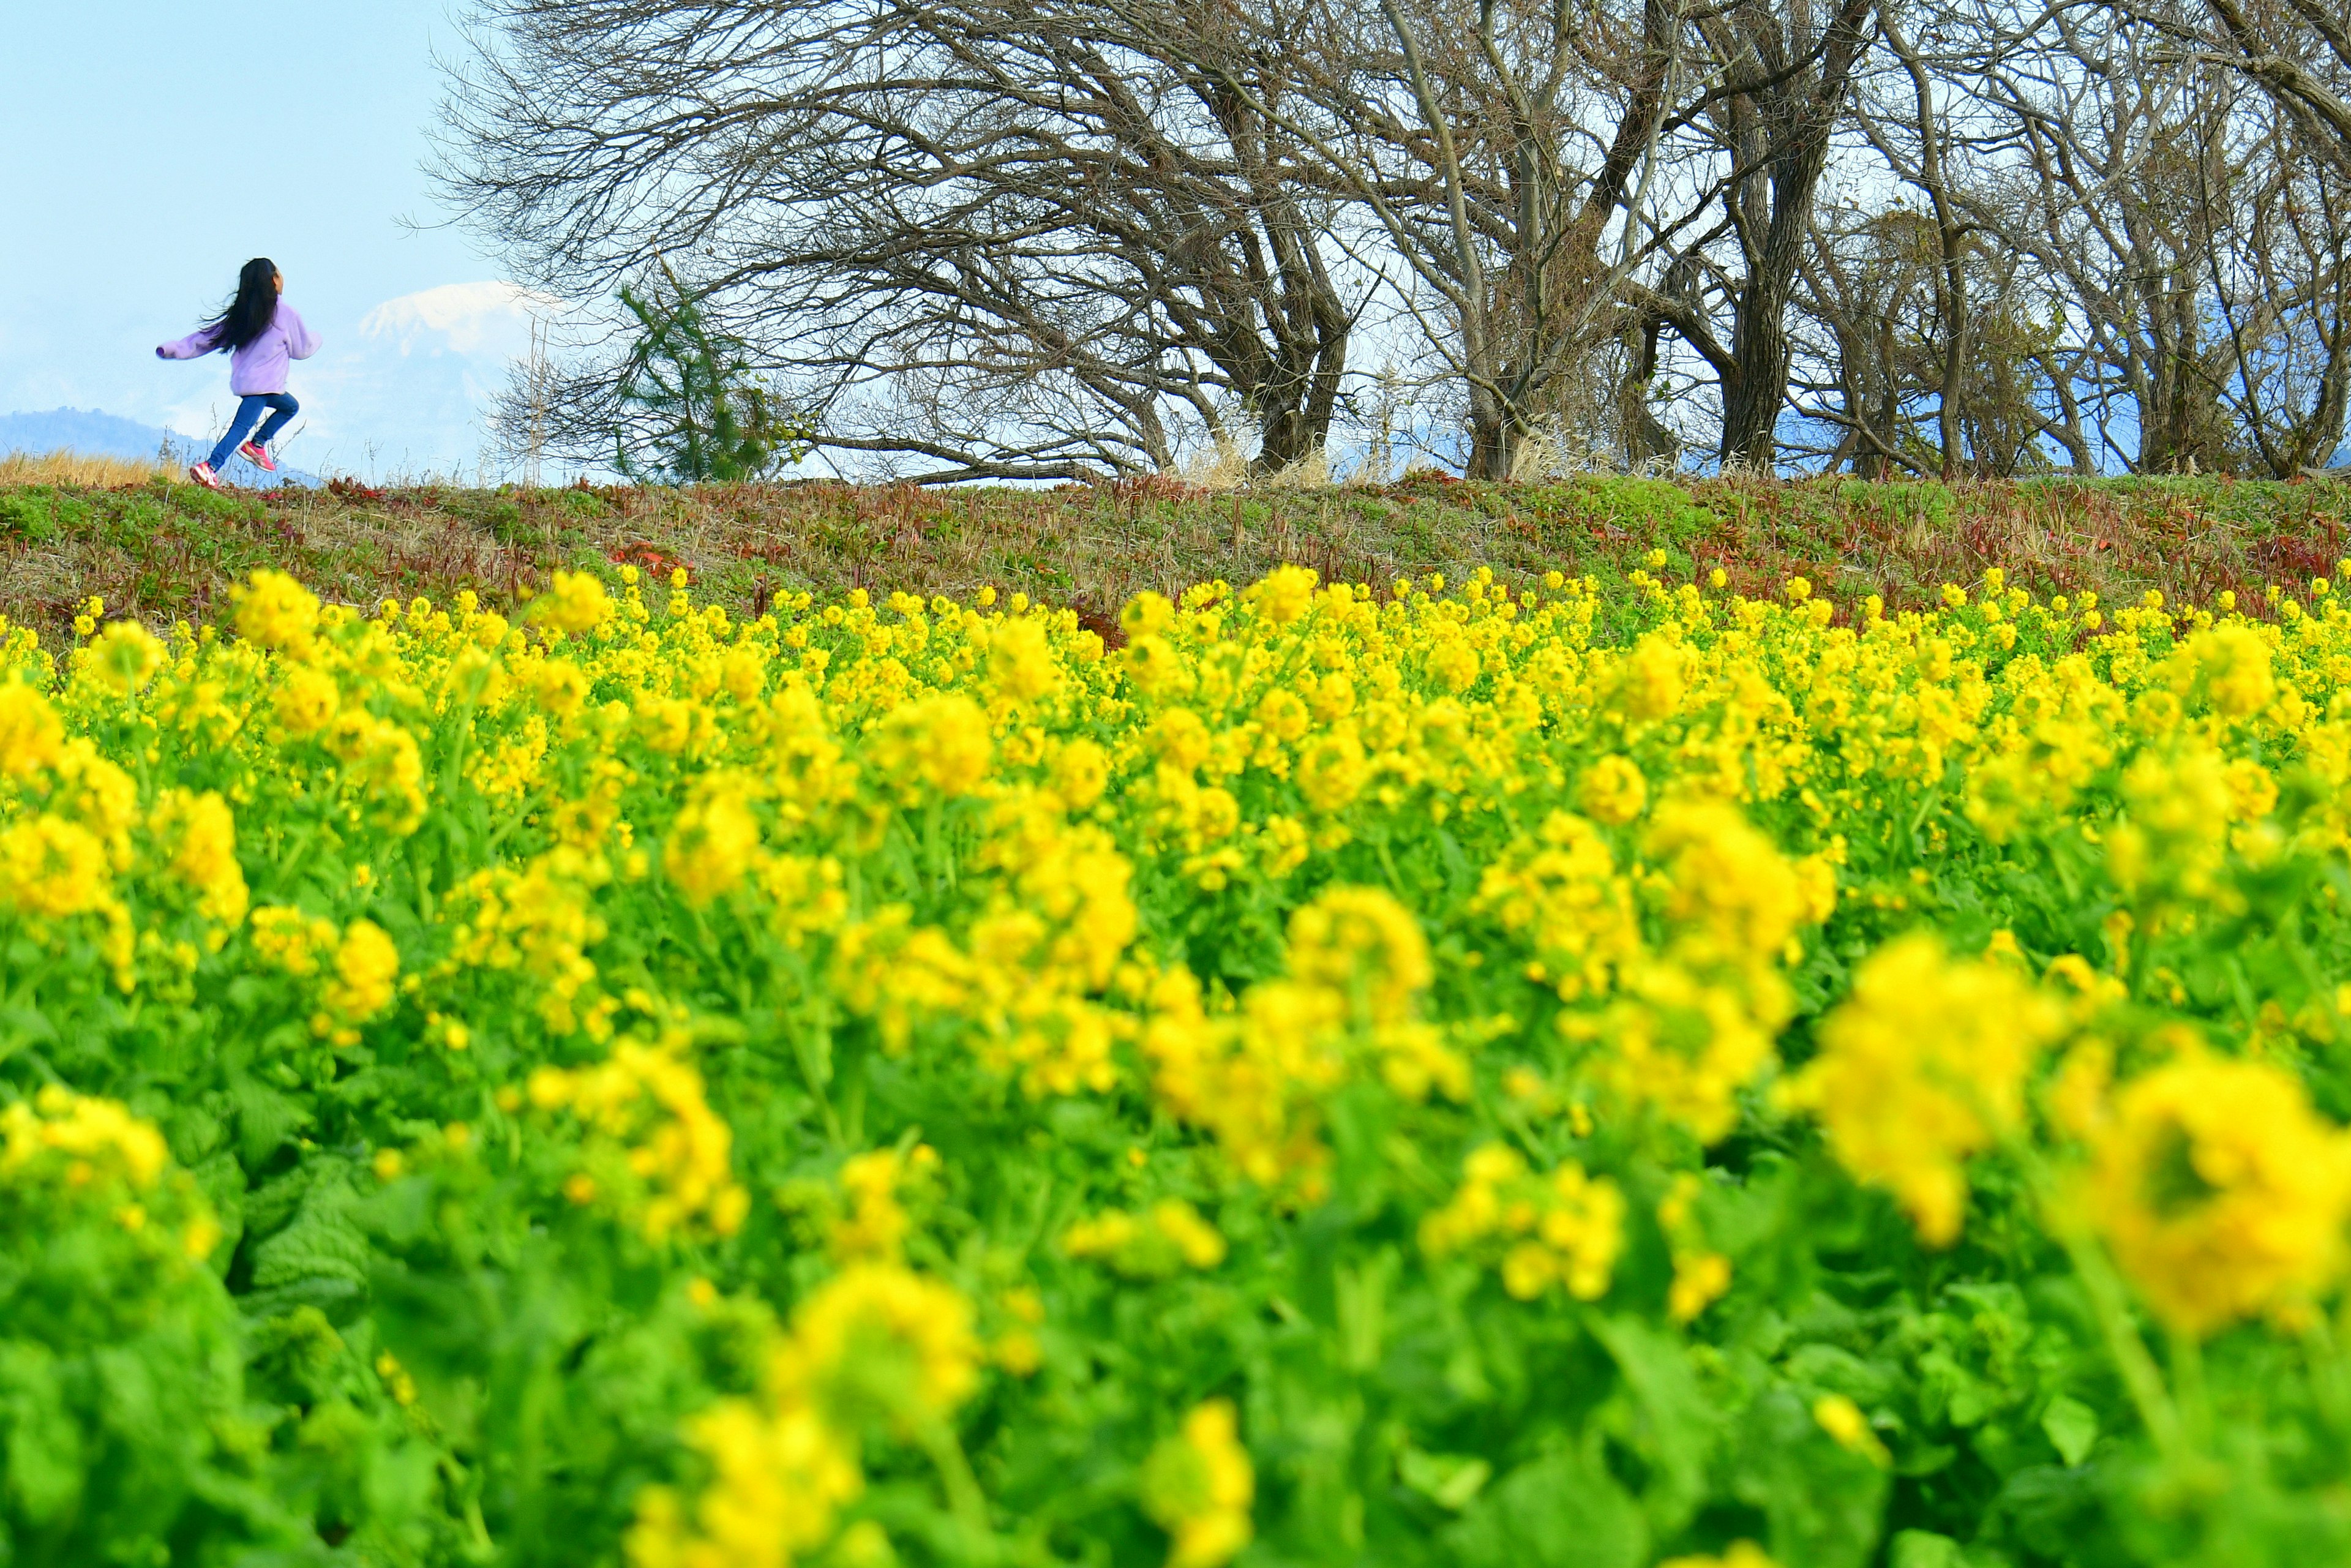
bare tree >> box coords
[1714,0,1883,467]
[1783,6,2090,478]
[1092,0,1700,476]
[1343,0,1687,475]
[1872,11,1974,480]
[1186,0,1881,473]
[437,0,1363,481]
[2184,0,2351,174]
[437,0,2348,484]
[1920,0,2351,475]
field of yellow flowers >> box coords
[3,551,2349,1568]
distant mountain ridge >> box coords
[1,407,320,488]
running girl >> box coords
[157,258,318,489]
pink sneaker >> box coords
[188,462,223,491]
[238,440,276,473]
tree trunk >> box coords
[1250,283,1349,473]
[1720,303,1785,468]
[1466,392,1520,479]
[1621,318,1681,467]
[1711,0,1876,470]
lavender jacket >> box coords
[156,303,320,396]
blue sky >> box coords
[0,1,540,478]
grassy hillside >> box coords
[0,465,2346,645]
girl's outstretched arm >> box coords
[156,325,222,359]
[282,307,320,361]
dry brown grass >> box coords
[1,449,176,488]
[0,471,2344,650]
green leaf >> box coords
[1891,1529,1964,1568]
[246,1161,371,1319]
[1401,1448,1493,1512]
[2039,1396,2098,1468]
[230,1075,312,1168]
[0,1340,83,1523]
[1590,1313,1716,1532]
[1444,1447,1648,1568]
[1732,1388,1888,1568]
[0,492,59,542]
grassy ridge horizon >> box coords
[0,465,2344,645]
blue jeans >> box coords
[206,393,299,470]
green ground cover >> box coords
[0,473,2343,646]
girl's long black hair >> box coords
[201,258,280,351]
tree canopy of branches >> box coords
[436,0,1357,481]
[434,0,2351,481]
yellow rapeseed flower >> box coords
[1578,754,1649,826]
[324,919,400,1026]
[0,681,62,779]
[987,616,1061,703]
[1782,932,2064,1246]
[536,569,617,636]
[1421,1144,1625,1302]
[2081,1053,2351,1335]
[1142,1400,1254,1568]
[666,782,763,905]
[1659,1544,1775,1568]
[1283,885,1431,1020]
[871,692,992,800]
[233,571,320,655]
[781,1261,981,1424]
[86,620,165,695]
